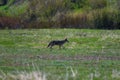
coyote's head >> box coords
[65,38,69,42]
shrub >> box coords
[88,0,107,9]
[70,0,88,9]
[55,12,90,28]
[92,9,120,29]
[0,0,7,6]
[0,16,21,29]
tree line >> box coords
[0,0,120,29]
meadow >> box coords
[0,29,120,80]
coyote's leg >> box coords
[59,45,62,49]
[50,45,53,49]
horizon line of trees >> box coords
[0,0,120,29]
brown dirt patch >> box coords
[37,54,120,61]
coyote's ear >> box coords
[65,37,67,39]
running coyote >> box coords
[47,38,69,49]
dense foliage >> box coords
[0,0,120,29]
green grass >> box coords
[0,29,120,80]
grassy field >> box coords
[0,29,120,80]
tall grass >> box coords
[0,70,46,80]
[0,67,120,80]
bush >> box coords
[88,0,107,9]
[70,0,88,9]
[0,0,7,6]
[55,12,91,28]
[0,16,21,29]
[92,9,120,29]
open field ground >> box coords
[0,29,120,80]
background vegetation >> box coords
[0,0,120,29]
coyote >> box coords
[47,38,69,49]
